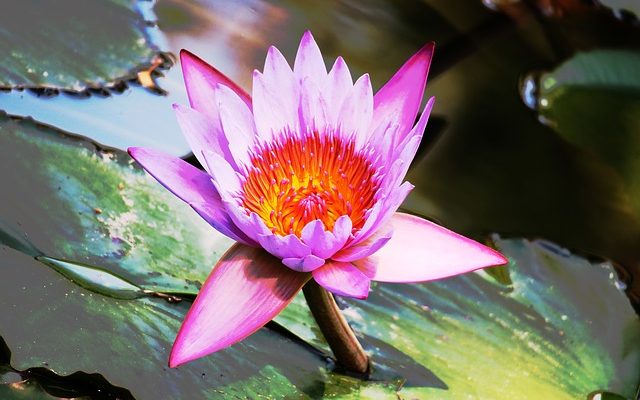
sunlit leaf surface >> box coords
[0,114,234,294]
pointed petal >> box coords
[128,147,218,205]
[201,150,242,197]
[215,84,257,168]
[180,50,251,115]
[312,261,370,299]
[338,73,373,146]
[282,254,325,272]
[294,31,327,85]
[351,181,413,247]
[300,216,351,259]
[378,96,435,167]
[169,245,310,367]
[258,233,311,260]
[359,213,508,283]
[128,148,250,244]
[253,47,299,140]
[189,202,255,246]
[173,104,239,172]
[333,224,392,262]
[222,205,272,244]
[371,43,434,145]
[299,77,328,132]
[325,56,353,127]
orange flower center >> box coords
[241,131,380,237]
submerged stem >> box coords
[302,280,369,374]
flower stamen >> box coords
[241,130,380,237]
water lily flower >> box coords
[128,31,507,368]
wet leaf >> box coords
[37,256,144,300]
[2,235,638,399]
[0,113,234,294]
[0,247,330,400]
[0,0,159,91]
[333,238,640,399]
[534,50,640,215]
[0,115,637,397]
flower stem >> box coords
[302,280,369,374]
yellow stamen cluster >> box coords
[241,131,379,237]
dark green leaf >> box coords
[0,0,159,91]
[535,49,640,215]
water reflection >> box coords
[0,68,190,156]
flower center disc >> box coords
[241,131,380,237]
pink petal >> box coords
[128,148,248,244]
[172,104,239,172]
[379,96,435,167]
[300,216,351,259]
[351,182,413,247]
[257,233,311,260]
[222,206,272,244]
[312,261,370,299]
[180,50,251,115]
[371,43,434,146]
[215,84,257,168]
[299,77,328,132]
[325,56,353,127]
[294,31,327,85]
[189,202,256,246]
[128,147,218,205]
[201,150,242,197]
[332,224,392,262]
[282,254,325,272]
[253,47,299,140]
[358,213,508,283]
[376,99,434,198]
[338,73,373,145]
[169,244,310,367]
[331,215,354,245]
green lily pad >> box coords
[2,235,638,399]
[283,238,640,399]
[0,0,159,91]
[0,113,234,294]
[0,246,332,399]
[534,50,640,214]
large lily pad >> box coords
[533,50,640,214]
[0,0,159,91]
[0,246,331,400]
[1,236,638,399]
[0,113,234,294]
[279,238,640,399]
